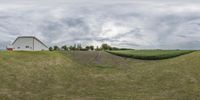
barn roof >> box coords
[12,36,48,48]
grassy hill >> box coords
[0,51,200,100]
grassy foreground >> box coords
[0,51,200,100]
[108,50,194,60]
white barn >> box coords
[12,36,48,51]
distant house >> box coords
[11,36,48,51]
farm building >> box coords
[11,36,48,51]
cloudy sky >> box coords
[0,0,200,49]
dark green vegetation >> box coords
[0,51,200,100]
[108,50,194,60]
[49,43,127,51]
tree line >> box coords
[49,43,130,51]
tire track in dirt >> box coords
[67,51,136,68]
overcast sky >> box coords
[0,0,200,49]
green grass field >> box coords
[0,51,200,100]
[108,50,194,60]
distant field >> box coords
[108,50,194,60]
[0,51,200,100]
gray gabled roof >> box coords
[12,36,48,48]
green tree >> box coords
[85,46,90,50]
[111,47,119,50]
[90,45,94,51]
[61,45,68,51]
[49,47,53,51]
[54,46,60,51]
[101,43,111,50]
[69,46,74,50]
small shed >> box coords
[6,45,13,51]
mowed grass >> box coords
[108,50,194,60]
[0,51,200,100]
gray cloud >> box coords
[0,0,200,49]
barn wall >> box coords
[34,39,48,51]
[13,37,48,51]
[13,38,33,51]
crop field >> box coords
[108,50,194,60]
[0,51,200,100]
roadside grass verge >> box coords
[107,50,195,60]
